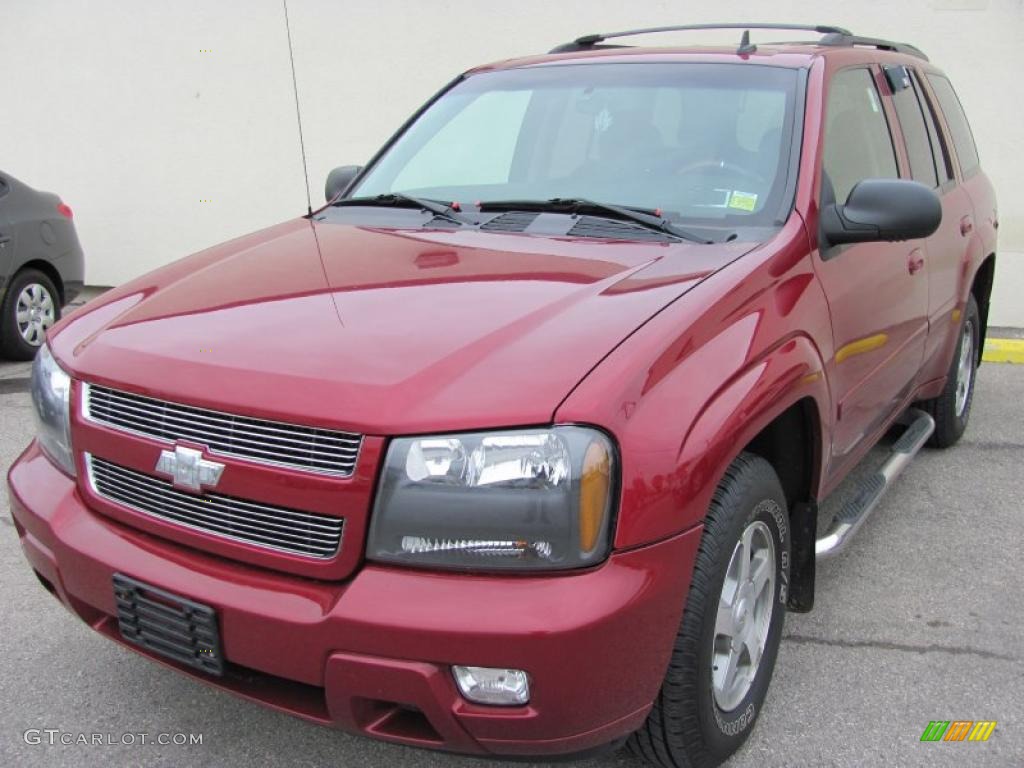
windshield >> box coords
[353,63,801,233]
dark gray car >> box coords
[0,171,84,359]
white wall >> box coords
[2,0,1022,322]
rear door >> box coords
[812,66,930,463]
[888,68,975,371]
[924,72,996,306]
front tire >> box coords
[628,453,790,768]
[922,294,980,448]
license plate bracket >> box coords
[113,573,223,676]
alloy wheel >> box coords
[711,519,776,712]
[954,319,974,418]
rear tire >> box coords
[628,453,790,768]
[922,295,980,448]
[0,268,61,360]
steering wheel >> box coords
[675,159,766,186]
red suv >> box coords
[8,23,996,767]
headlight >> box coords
[367,426,616,571]
[31,343,75,477]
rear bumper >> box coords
[8,443,700,757]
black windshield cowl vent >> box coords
[568,216,677,243]
[424,216,461,230]
[481,211,539,233]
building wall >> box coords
[2,0,1022,322]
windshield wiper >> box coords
[478,198,710,244]
[334,193,470,226]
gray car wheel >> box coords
[1,268,62,360]
[15,281,57,347]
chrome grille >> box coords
[88,455,343,559]
[83,384,361,476]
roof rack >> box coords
[818,32,928,60]
[548,23,928,61]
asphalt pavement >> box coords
[1,358,1021,768]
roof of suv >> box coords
[471,23,929,74]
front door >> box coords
[812,66,929,465]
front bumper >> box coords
[8,443,700,757]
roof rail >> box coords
[548,23,851,53]
[818,32,928,61]
[548,23,927,61]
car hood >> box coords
[52,218,753,434]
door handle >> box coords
[0,234,11,246]
[908,250,925,275]
[960,216,973,236]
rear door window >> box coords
[822,68,899,204]
[927,74,980,176]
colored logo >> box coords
[920,720,997,742]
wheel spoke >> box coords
[741,623,762,669]
[751,552,772,598]
[16,309,30,324]
[720,646,740,694]
[738,526,753,581]
[716,599,735,638]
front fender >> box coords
[607,331,830,548]
[674,333,830,527]
[556,220,832,549]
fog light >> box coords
[452,666,530,706]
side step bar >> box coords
[815,409,935,560]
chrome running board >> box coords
[815,409,935,560]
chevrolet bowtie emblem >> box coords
[155,446,225,492]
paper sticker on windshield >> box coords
[728,191,758,212]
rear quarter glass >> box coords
[926,74,980,176]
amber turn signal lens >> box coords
[579,440,611,553]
